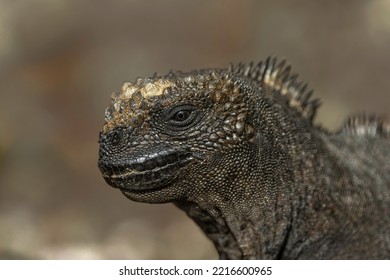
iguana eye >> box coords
[163,104,199,129]
[171,110,191,122]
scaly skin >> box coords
[98,57,390,259]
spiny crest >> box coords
[341,113,389,137]
[230,57,321,123]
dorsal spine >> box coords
[230,57,321,123]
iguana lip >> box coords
[99,150,193,191]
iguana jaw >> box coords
[98,149,194,191]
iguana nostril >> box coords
[109,130,122,146]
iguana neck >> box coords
[174,142,296,259]
[174,200,264,259]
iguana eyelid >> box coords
[163,104,200,128]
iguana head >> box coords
[98,69,257,203]
[98,58,320,204]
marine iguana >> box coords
[98,57,390,259]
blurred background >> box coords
[0,0,389,259]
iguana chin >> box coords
[98,57,390,259]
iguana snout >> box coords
[98,138,194,191]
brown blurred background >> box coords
[0,0,389,259]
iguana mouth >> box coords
[99,150,194,191]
